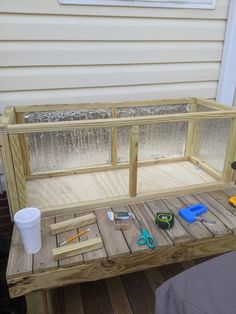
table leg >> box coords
[25,290,54,314]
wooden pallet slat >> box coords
[75,211,107,263]
[95,208,130,258]
[112,205,146,253]
[6,227,32,279]
[195,192,236,233]
[208,190,236,216]
[179,194,231,238]
[130,202,172,248]
[33,217,58,273]
[162,196,213,241]
[56,214,83,267]
[53,237,103,261]
[146,199,193,245]
[50,213,96,235]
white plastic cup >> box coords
[14,207,41,254]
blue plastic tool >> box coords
[178,203,208,223]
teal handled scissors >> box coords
[136,225,157,250]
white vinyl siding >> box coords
[0,0,230,112]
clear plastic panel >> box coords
[24,109,112,173]
[117,104,189,163]
[194,119,230,173]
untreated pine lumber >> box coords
[14,97,194,113]
[50,213,96,235]
[52,237,103,261]
[7,110,236,135]
[129,125,138,197]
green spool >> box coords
[155,213,174,230]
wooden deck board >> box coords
[6,227,32,279]
[112,205,146,253]
[146,199,193,245]
[95,207,130,258]
[33,216,58,273]
[130,202,172,248]
[162,196,213,241]
[208,190,236,216]
[7,188,236,299]
[179,194,232,238]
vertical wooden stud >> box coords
[184,103,198,157]
[26,290,50,314]
[222,118,236,183]
[0,108,20,216]
[111,108,118,167]
[129,125,139,197]
[16,112,31,176]
[9,134,27,208]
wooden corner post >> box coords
[111,108,118,167]
[0,107,20,216]
[222,118,236,183]
[185,102,198,157]
[129,125,139,197]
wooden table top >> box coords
[6,186,236,298]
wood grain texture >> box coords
[121,272,155,314]
[208,190,236,216]
[53,237,103,261]
[75,211,107,263]
[112,205,145,253]
[194,192,236,233]
[162,196,213,241]
[189,156,222,180]
[55,214,83,268]
[6,227,32,279]
[9,134,26,208]
[80,280,114,314]
[50,213,96,235]
[7,110,236,135]
[26,291,48,314]
[222,118,236,183]
[8,234,236,298]
[15,112,31,177]
[95,208,130,258]
[33,217,58,273]
[15,98,193,113]
[184,103,198,156]
[26,161,218,214]
[179,194,231,238]
[147,199,193,245]
[144,267,165,293]
[129,125,138,197]
[111,107,117,167]
[63,284,84,314]
[1,108,20,214]
[130,202,172,248]
[106,277,132,314]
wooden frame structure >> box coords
[1,97,236,218]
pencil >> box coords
[59,228,90,247]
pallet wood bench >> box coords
[6,187,236,313]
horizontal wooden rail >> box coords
[189,156,222,181]
[14,97,194,113]
[196,97,233,111]
[6,110,236,135]
[26,157,188,180]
